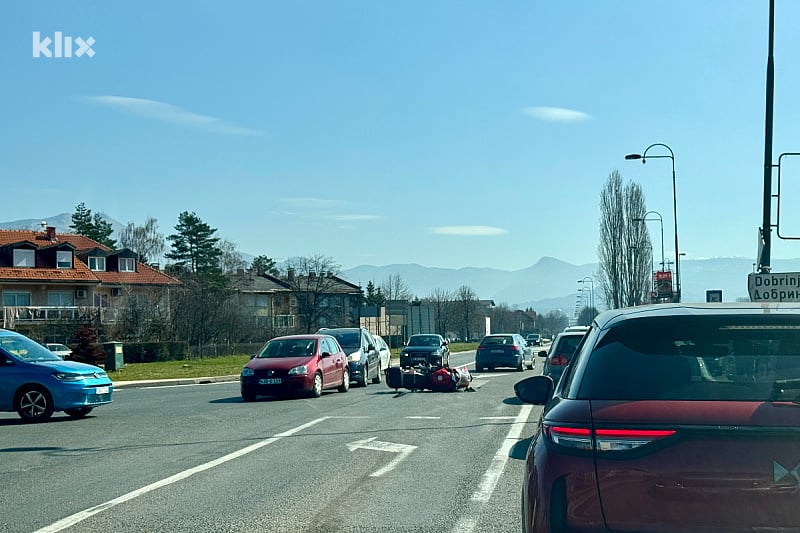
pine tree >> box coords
[165,211,222,274]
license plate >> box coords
[259,378,281,385]
[491,349,504,354]
[95,386,109,394]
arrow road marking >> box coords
[347,437,418,477]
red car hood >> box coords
[246,356,315,372]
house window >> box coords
[274,315,295,329]
[47,291,75,307]
[3,292,31,306]
[94,293,109,308]
[119,257,136,272]
[13,249,35,268]
[88,256,106,271]
[56,251,73,269]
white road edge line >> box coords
[33,416,332,533]
[405,416,441,419]
[452,404,533,533]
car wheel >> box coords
[16,386,54,422]
[371,362,382,384]
[359,364,369,387]
[310,372,323,398]
[241,388,257,402]
[338,368,350,392]
[64,407,93,419]
[517,361,524,372]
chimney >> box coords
[287,268,295,281]
[326,271,334,278]
[46,226,56,241]
[308,271,316,280]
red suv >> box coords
[516,303,800,532]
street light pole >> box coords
[578,277,594,312]
[625,143,680,302]
[633,211,665,271]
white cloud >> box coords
[522,106,592,123]
[280,197,343,209]
[84,95,263,136]
[431,225,508,236]
[330,214,382,221]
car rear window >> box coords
[554,335,583,357]
[578,315,800,401]
[481,336,514,346]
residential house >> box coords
[229,269,363,335]
[0,226,180,337]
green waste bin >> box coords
[103,342,124,371]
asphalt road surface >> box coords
[0,350,546,533]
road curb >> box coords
[113,375,240,390]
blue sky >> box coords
[4,1,800,271]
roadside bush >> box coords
[123,342,189,363]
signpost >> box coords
[748,272,800,302]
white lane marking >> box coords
[406,416,441,420]
[34,417,332,533]
[472,405,532,502]
[452,405,533,533]
[346,437,418,477]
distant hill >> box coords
[5,216,800,314]
[343,257,800,313]
[0,213,126,235]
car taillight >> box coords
[550,354,569,366]
[544,424,676,451]
[594,428,676,451]
[477,346,488,351]
[544,425,593,450]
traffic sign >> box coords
[747,272,800,302]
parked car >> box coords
[240,334,350,400]
[45,343,72,359]
[399,334,450,368]
[541,330,587,384]
[0,329,113,421]
[515,303,800,532]
[525,333,541,347]
[475,333,528,372]
[373,334,392,371]
[315,327,382,386]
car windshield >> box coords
[579,315,800,401]
[257,339,317,358]
[408,335,441,347]
[1,335,61,362]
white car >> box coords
[45,343,72,359]
[373,334,392,371]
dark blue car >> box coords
[0,329,113,421]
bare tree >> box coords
[490,303,517,333]
[537,310,569,339]
[118,217,166,264]
[380,273,412,301]
[454,285,478,341]
[598,170,652,309]
[428,288,454,336]
[282,255,346,333]
[217,238,248,274]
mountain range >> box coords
[4,214,799,314]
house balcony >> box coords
[2,306,121,328]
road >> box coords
[0,350,546,533]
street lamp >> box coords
[632,210,665,271]
[578,277,594,311]
[625,143,680,302]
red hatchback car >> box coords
[515,303,800,533]
[240,334,349,400]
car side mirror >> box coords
[320,351,332,358]
[537,350,548,358]
[515,375,554,405]
[368,344,376,352]
[250,354,257,359]
[443,340,449,345]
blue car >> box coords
[0,329,113,421]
